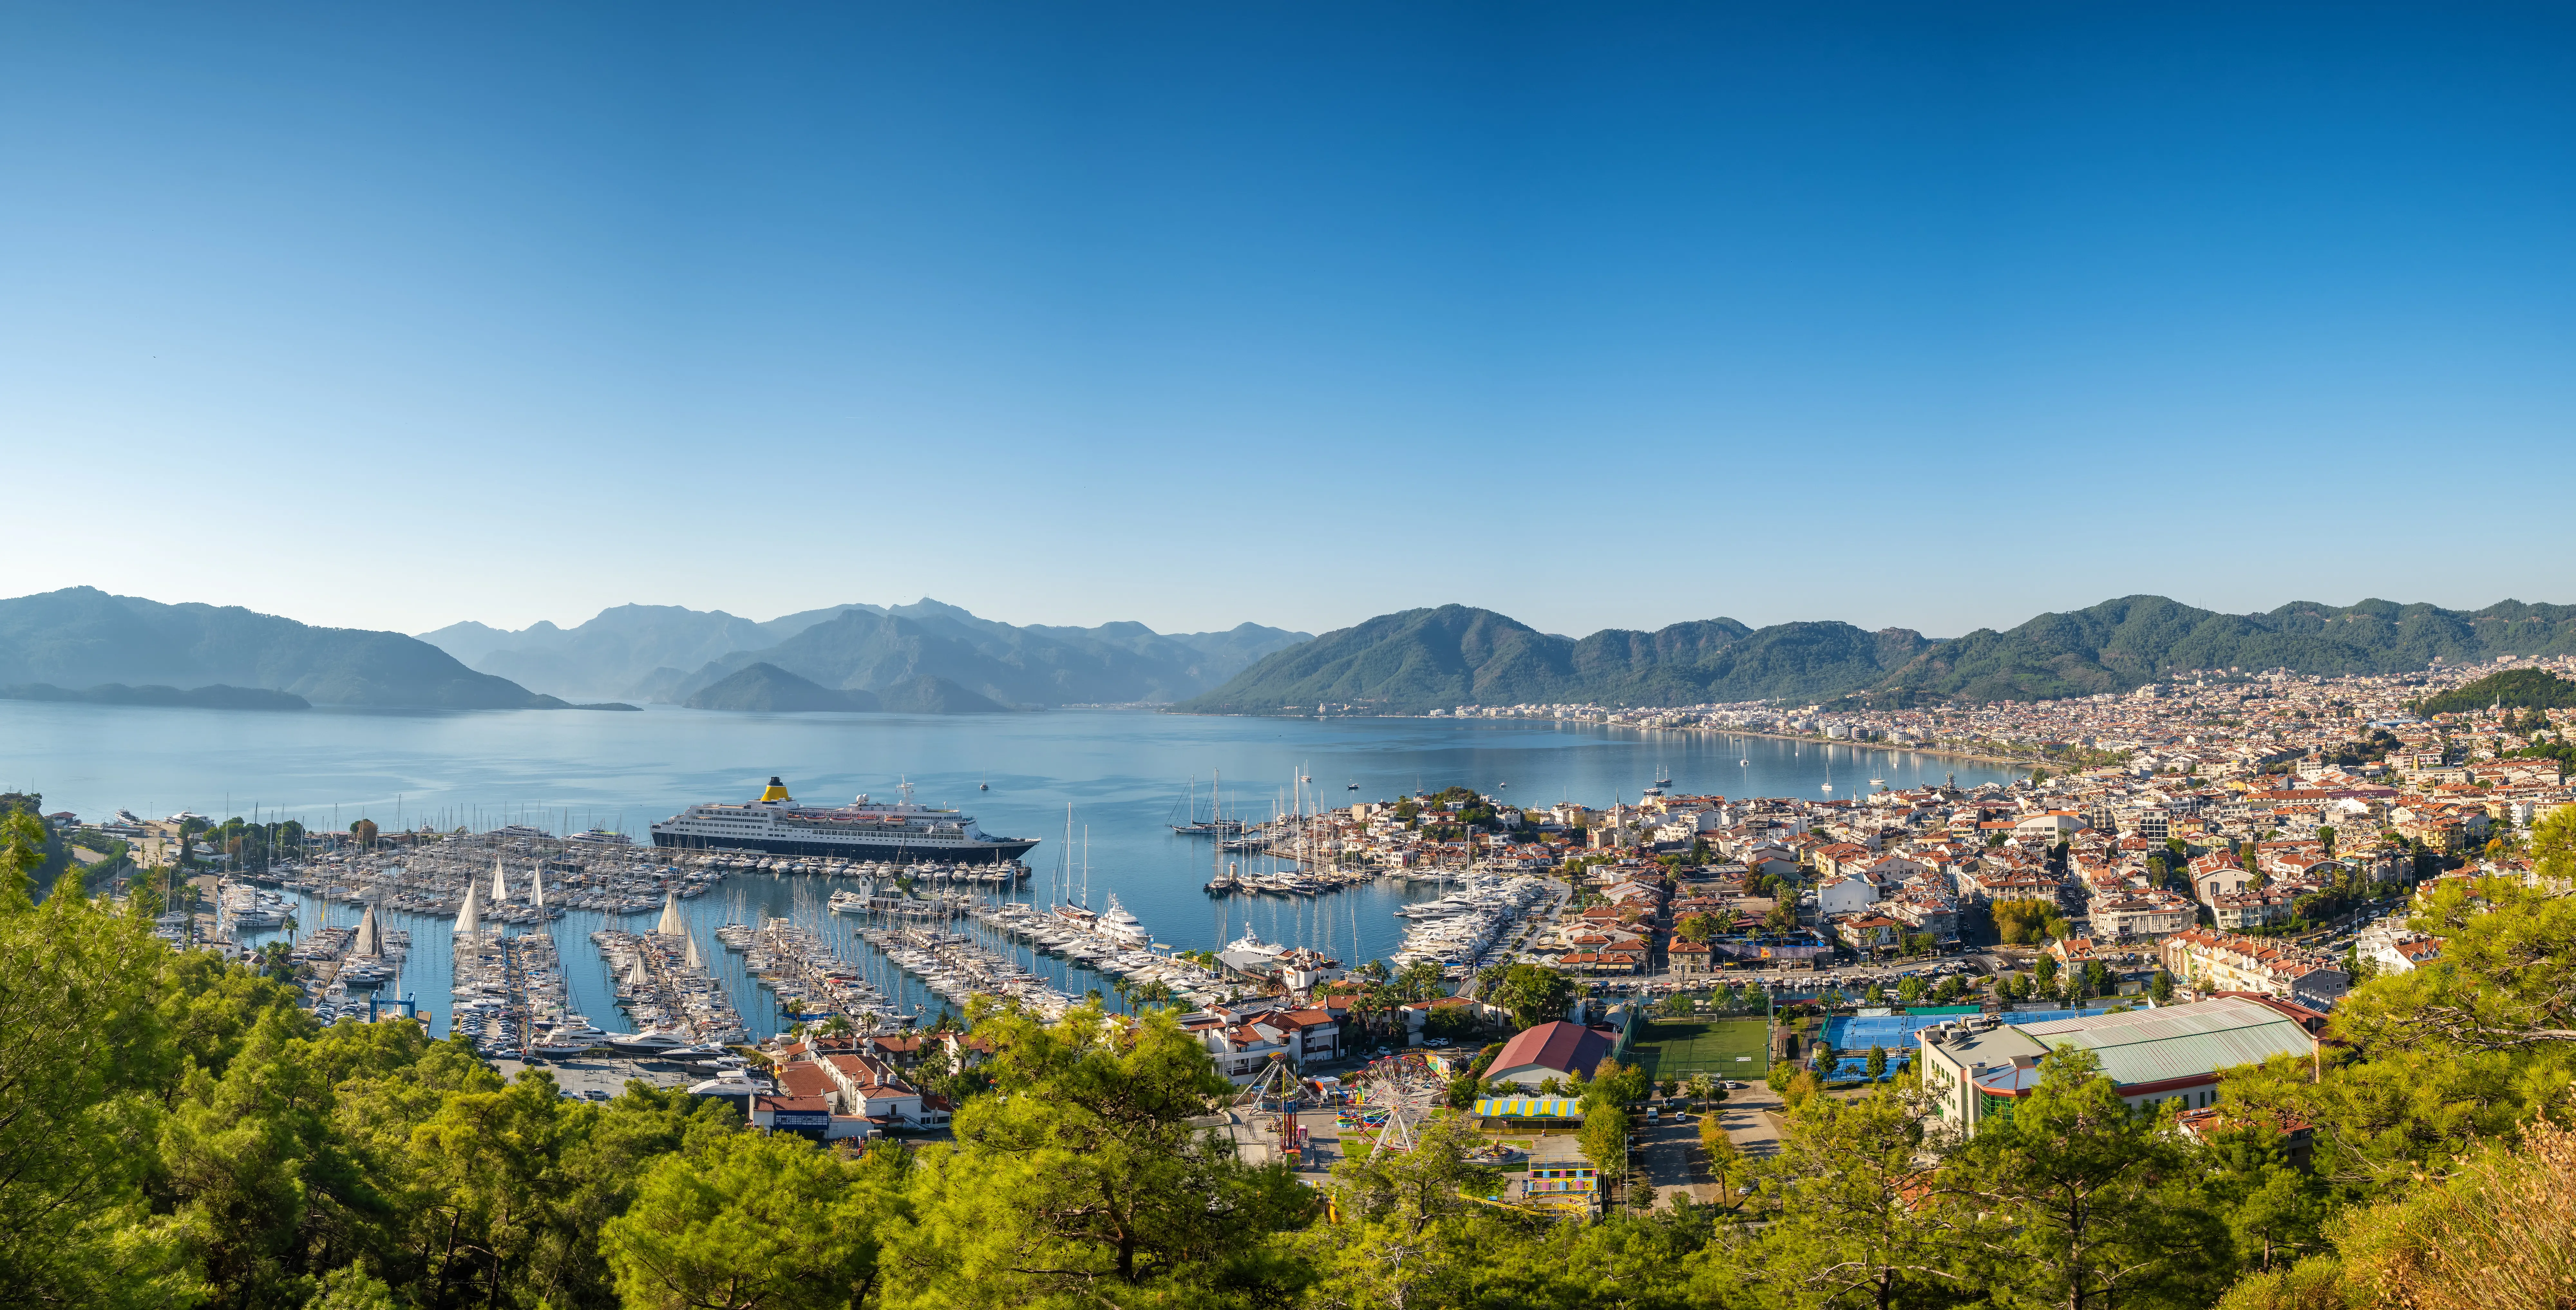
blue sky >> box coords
[5,2,2571,641]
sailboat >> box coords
[490,859,510,902]
[453,881,484,938]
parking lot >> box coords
[490,1053,701,1101]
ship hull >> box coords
[650,831,1037,864]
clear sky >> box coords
[5,2,2572,641]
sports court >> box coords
[1624,1017,1768,1079]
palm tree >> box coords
[283,911,299,946]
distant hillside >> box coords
[2415,668,2576,716]
[0,589,563,709]
[1877,596,2576,702]
[0,683,310,710]
[683,664,880,712]
[679,663,1006,714]
[421,605,776,702]
[875,674,1008,714]
[1174,606,1930,713]
[421,598,1305,706]
[1180,595,2576,713]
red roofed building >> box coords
[1485,1021,1616,1089]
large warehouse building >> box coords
[1917,996,2318,1132]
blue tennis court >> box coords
[1820,1008,2114,1053]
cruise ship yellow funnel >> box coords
[758,776,793,803]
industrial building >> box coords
[1917,996,2318,1133]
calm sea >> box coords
[0,703,2016,1037]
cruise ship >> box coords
[650,778,1039,864]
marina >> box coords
[20,706,2020,1039]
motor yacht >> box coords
[605,1028,695,1055]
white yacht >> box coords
[687,1069,773,1098]
[530,1017,612,1056]
[606,1028,695,1054]
[1225,929,1284,962]
[1095,895,1149,947]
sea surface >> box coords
[0,703,2018,1037]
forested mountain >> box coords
[1174,605,1935,712]
[1180,595,2576,713]
[1878,595,2576,702]
[0,588,562,709]
[422,599,1306,706]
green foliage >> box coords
[1945,1047,2231,1310]
[0,805,46,908]
[880,1004,1308,1304]
[1486,963,1577,1030]
[2414,667,2576,716]
[1992,898,2060,946]
[1725,1088,1968,1309]
[602,1130,901,1310]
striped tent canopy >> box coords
[1472,1097,1586,1119]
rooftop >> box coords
[2017,996,2316,1088]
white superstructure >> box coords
[651,777,1038,864]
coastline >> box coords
[1677,726,2054,775]
[1163,708,2057,776]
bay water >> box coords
[0,703,2016,1036]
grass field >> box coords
[1624,1017,1769,1079]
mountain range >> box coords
[12,588,2566,717]
[1177,595,2576,714]
[0,588,563,709]
[420,599,1310,708]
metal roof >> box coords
[2015,997,2313,1088]
[1489,1021,1613,1079]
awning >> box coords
[1472,1096,1586,1119]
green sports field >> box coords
[1624,1017,1769,1079]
